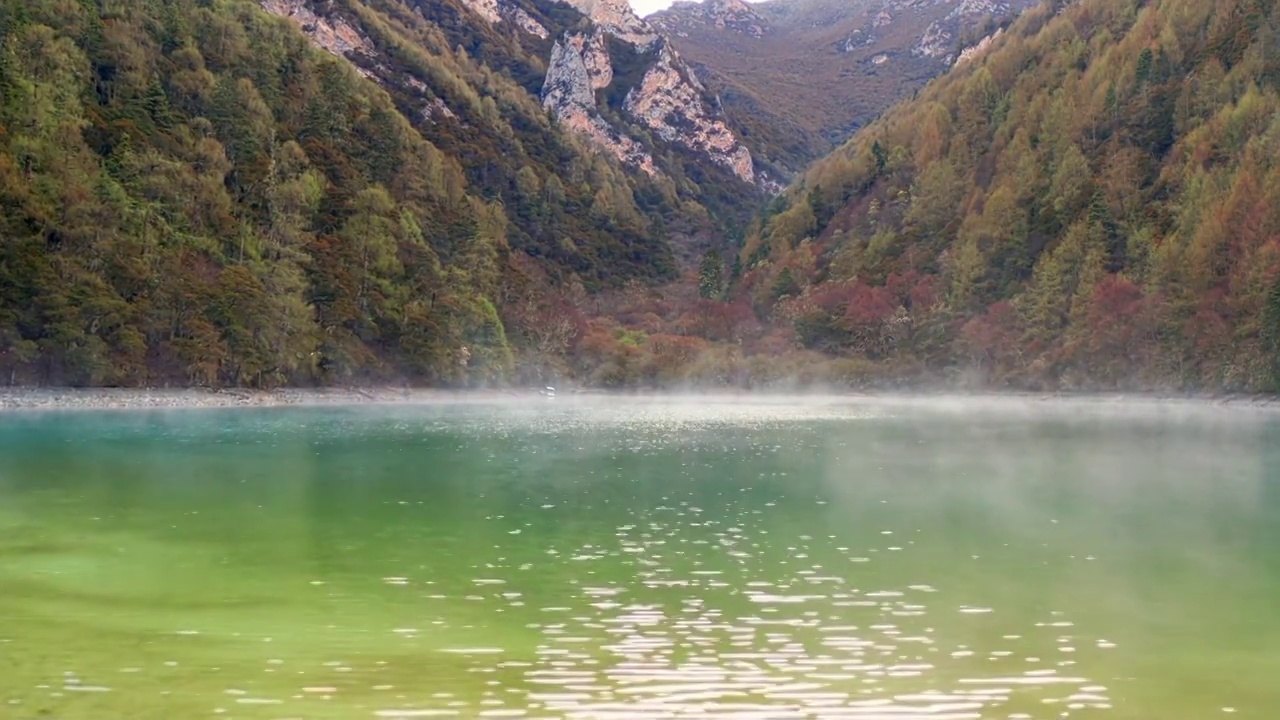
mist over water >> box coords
[1,396,1278,719]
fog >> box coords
[4,387,1280,717]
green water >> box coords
[1,398,1279,720]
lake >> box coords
[1,396,1278,719]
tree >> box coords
[904,159,964,248]
[1263,274,1280,389]
[958,301,1022,384]
[698,249,726,300]
[871,140,888,175]
[1135,48,1154,87]
[770,267,801,302]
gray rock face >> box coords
[912,0,1021,64]
[543,39,599,110]
[645,0,1040,175]
[554,0,659,47]
[623,41,755,183]
[259,0,375,71]
[820,0,1032,64]
[456,0,549,38]
[542,36,659,175]
[537,3,759,185]
[260,0,761,189]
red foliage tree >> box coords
[844,284,899,326]
[677,299,758,342]
[958,301,1022,382]
[1082,274,1150,384]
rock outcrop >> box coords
[827,0,1026,63]
[623,41,755,183]
[259,0,458,125]
[955,26,1004,66]
[259,0,376,77]
[456,0,549,39]
[537,2,758,185]
[264,0,761,190]
[555,0,658,47]
[542,38,658,175]
[912,1,1020,64]
[567,30,615,89]
[913,18,955,62]
[647,0,1039,176]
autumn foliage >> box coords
[6,0,1280,392]
[736,0,1280,392]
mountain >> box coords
[734,0,1280,392]
[13,0,1277,393]
[255,0,773,219]
[0,0,774,387]
[533,0,776,188]
[648,0,1039,171]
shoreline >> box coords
[0,387,508,412]
[2,386,1279,413]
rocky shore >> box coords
[0,387,498,412]
[2,386,1278,414]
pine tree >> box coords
[1263,274,1280,389]
[871,140,888,175]
[770,267,800,302]
[698,250,726,300]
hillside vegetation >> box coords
[8,0,1280,393]
[736,0,1280,392]
[0,0,757,387]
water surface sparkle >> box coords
[1,396,1278,719]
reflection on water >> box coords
[0,397,1278,719]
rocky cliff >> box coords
[258,0,769,220]
[532,0,761,185]
[623,41,755,183]
[259,0,464,124]
[256,0,1029,207]
[259,0,376,75]
[457,0,550,38]
[557,0,659,47]
[246,0,1040,206]
[541,34,659,175]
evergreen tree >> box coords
[698,250,726,300]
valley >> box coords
[2,0,1279,392]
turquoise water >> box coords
[1,397,1278,719]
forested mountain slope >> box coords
[0,0,763,387]
[739,0,1280,391]
[10,0,1280,393]
[0,0,509,386]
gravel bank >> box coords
[0,387,479,412]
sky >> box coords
[628,0,764,18]
[629,0,676,16]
